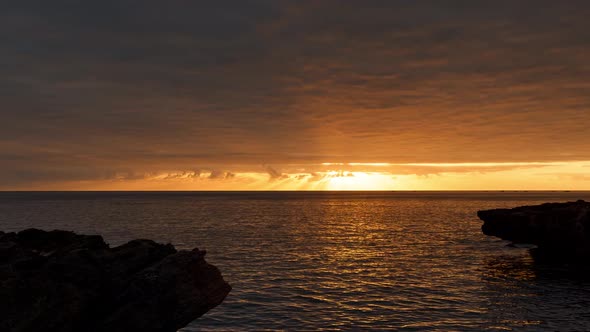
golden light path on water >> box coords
[4,191,590,330]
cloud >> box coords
[2,160,590,190]
[265,165,289,181]
[1,1,590,189]
[208,170,235,180]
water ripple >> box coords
[1,192,590,330]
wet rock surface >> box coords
[0,229,231,332]
[478,200,590,257]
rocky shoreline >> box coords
[0,229,231,332]
[478,200,590,258]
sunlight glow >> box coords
[320,162,565,167]
[324,172,397,191]
[399,162,565,167]
[16,161,590,191]
[321,162,392,167]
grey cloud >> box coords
[161,171,201,180]
[301,170,354,183]
[1,1,590,188]
[265,165,289,181]
[208,170,235,180]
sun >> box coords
[324,172,397,191]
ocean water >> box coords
[2,191,590,331]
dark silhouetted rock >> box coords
[477,200,590,257]
[0,229,231,332]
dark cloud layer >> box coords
[1,1,590,187]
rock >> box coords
[0,229,231,332]
[477,200,590,257]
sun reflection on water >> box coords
[3,192,590,330]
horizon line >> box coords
[2,190,589,193]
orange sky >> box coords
[2,2,590,190]
[19,162,590,191]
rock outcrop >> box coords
[0,229,231,332]
[477,200,590,257]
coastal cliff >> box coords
[478,200,590,257]
[0,229,231,332]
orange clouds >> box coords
[5,162,590,191]
[1,2,590,190]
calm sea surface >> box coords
[2,191,590,331]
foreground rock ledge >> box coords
[0,229,231,332]
[478,200,590,257]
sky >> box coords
[2,1,590,190]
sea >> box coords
[2,191,590,331]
